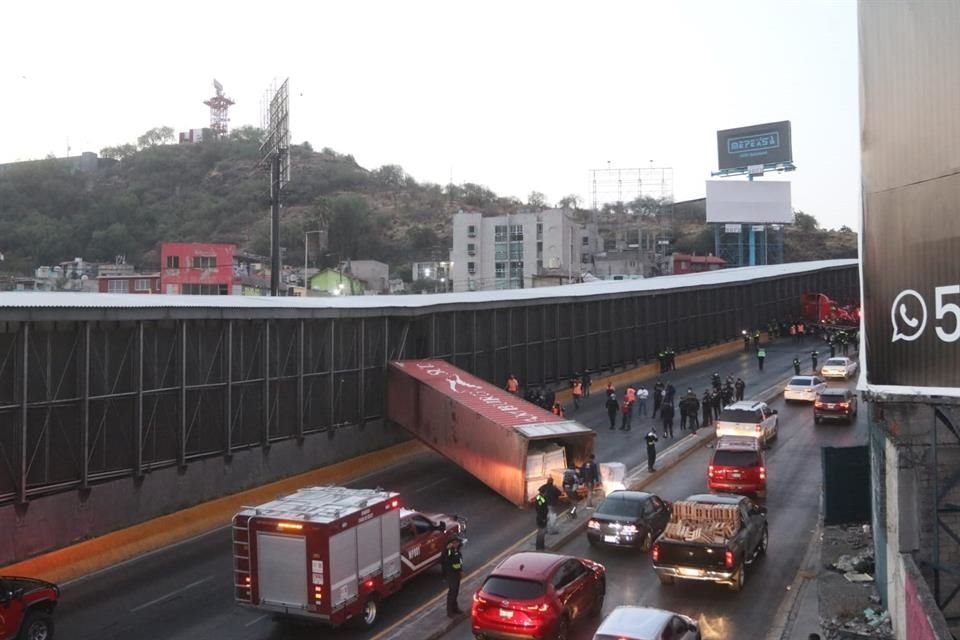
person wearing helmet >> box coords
[444,535,465,616]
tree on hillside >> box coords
[557,194,582,210]
[794,210,819,232]
[227,126,264,143]
[527,191,548,210]
[100,144,138,160]
[137,126,175,149]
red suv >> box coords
[708,436,767,498]
[471,552,605,640]
[0,575,59,640]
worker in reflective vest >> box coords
[571,379,583,409]
[444,537,465,616]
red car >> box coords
[708,436,767,498]
[0,575,59,640]
[471,552,605,640]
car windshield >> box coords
[714,450,761,467]
[481,576,545,600]
[789,377,813,386]
[719,409,761,423]
[596,497,644,518]
[825,359,847,366]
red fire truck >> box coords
[233,486,463,629]
[800,292,860,327]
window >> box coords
[166,255,180,269]
[412,516,434,535]
[495,245,508,260]
[107,279,127,293]
[134,278,151,291]
[467,243,476,256]
[467,224,477,237]
[536,223,543,240]
[510,260,524,275]
[467,262,476,274]
[494,225,508,242]
[509,243,523,260]
[536,241,543,257]
[495,262,506,279]
[537,259,543,272]
[193,255,216,268]
[182,283,228,295]
[481,577,544,600]
[510,224,524,241]
[719,409,762,423]
[581,253,592,264]
[400,522,417,544]
[582,236,590,246]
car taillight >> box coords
[652,543,660,562]
[588,519,601,530]
[724,550,735,568]
[814,401,825,409]
[708,464,714,478]
[838,402,849,409]
[525,602,550,614]
[759,466,766,480]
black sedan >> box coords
[814,388,859,424]
[587,490,670,550]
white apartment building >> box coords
[450,209,599,292]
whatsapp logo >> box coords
[891,289,927,342]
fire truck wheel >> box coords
[356,596,379,629]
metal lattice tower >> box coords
[590,166,674,211]
[204,79,235,138]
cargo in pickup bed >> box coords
[651,493,767,592]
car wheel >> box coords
[758,526,769,556]
[641,529,654,551]
[729,566,745,592]
[355,596,379,629]
[555,616,570,640]
[18,611,53,640]
[657,573,675,586]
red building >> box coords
[160,243,276,295]
[98,274,161,294]
[671,253,727,275]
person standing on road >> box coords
[793,356,801,375]
[701,389,713,428]
[711,387,722,419]
[580,454,600,508]
[443,536,465,616]
[664,383,676,406]
[582,371,592,398]
[571,377,583,409]
[811,350,819,374]
[653,380,665,417]
[552,401,565,417]
[757,348,766,371]
[661,401,675,439]
[605,392,619,429]
[688,393,700,433]
[636,385,649,417]
[645,426,659,472]
[538,476,562,534]
[620,395,634,431]
[735,377,746,402]
[534,488,549,550]
[667,348,677,371]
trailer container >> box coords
[387,359,595,506]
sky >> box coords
[1,0,860,230]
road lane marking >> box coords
[414,476,450,493]
[244,614,268,627]
[129,575,214,613]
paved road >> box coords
[56,339,827,640]
[445,377,868,640]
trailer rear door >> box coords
[256,532,308,608]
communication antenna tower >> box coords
[204,79,235,138]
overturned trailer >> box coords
[387,360,595,506]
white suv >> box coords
[715,401,779,446]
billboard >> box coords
[705,180,793,224]
[860,1,960,394]
[717,121,792,171]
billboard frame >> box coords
[713,120,795,176]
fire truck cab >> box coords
[234,486,463,629]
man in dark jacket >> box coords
[580,454,600,508]
[711,388,722,419]
[661,402,675,439]
[664,383,676,405]
[701,389,713,427]
[605,392,619,430]
[443,537,465,616]
[652,380,665,417]
[735,377,746,402]
[645,427,659,472]
[538,476,562,534]
[688,393,700,433]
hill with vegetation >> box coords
[0,128,856,278]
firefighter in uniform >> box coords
[444,536,465,616]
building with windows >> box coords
[670,253,727,274]
[98,274,161,294]
[160,243,281,295]
[449,209,599,291]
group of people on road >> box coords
[534,455,600,550]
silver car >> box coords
[784,375,827,402]
[820,357,859,380]
[593,605,700,640]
